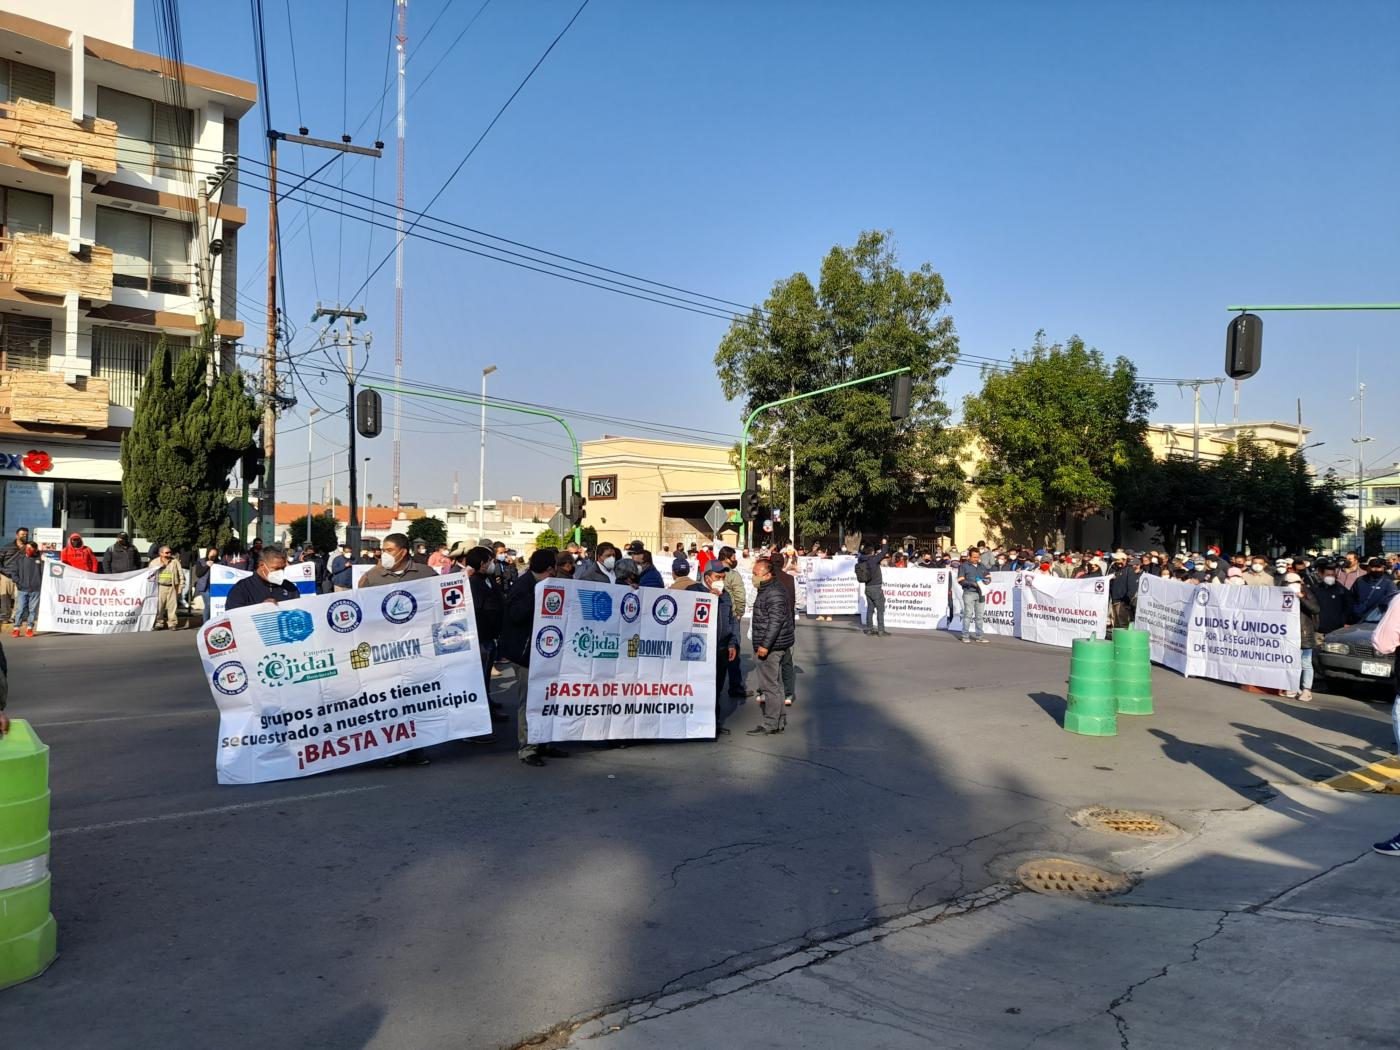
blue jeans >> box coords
[1299,649,1313,692]
[1392,694,1399,755]
[14,589,37,630]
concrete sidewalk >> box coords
[562,784,1399,1049]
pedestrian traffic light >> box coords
[1225,313,1262,380]
[743,468,759,520]
[241,445,265,481]
[356,388,383,438]
[890,373,912,421]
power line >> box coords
[342,0,593,310]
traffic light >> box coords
[743,468,759,520]
[890,373,912,421]
[356,388,383,438]
[241,445,265,481]
[560,474,585,528]
[569,490,586,524]
[1225,313,1262,380]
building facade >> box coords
[0,7,253,550]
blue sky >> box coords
[148,1,1400,506]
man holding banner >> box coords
[502,549,566,767]
[226,547,301,612]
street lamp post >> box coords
[363,457,372,530]
[478,365,497,542]
[306,407,319,550]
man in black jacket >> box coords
[1312,560,1350,636]
[691,563,739,737]
[224,547,301,611]
[499,548,568,766]
[464,545,508,723]
[748,557,794,736]
[858,541,889,637]
[103,532,142,574]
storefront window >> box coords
[2,478,55,535]
[63,482,126,544]
[0,479,128,550]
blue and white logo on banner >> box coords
[251,608,315,646]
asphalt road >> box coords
[2,621,1395,1049]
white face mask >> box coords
[1323,575,1336,586]
[1251,564,1265,573]
[266,569,286,586]
[602,556,616,571]
[496,552,507,562]
[381,551,398,570]
[710,581,724,594]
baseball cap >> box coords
[672,556,690,574]
[625,540,645,554]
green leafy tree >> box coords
[407,515,447,550]
[534,527,562,550]
[121,343,259,551]
[288,514,339,551]
[963,332,1155,547]
[716,230,965,540]
[1364,515,1385,558]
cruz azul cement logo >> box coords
[252,608,315,646]
[579,589,613,621]
[326,599,362,634]
[381,590,418,625]
[692,599,712,625]
[211,661,248,695]
[620,591,642,623]
[349,638,422,670]
[626,635,673,658]
[256,649,338,687]
[440,583,465,612]
[570,625,620,659]
[651,594,678,626]
[203,619,236,656]
[681,633,707,662]
[535,625,564,659]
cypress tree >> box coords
[120,342,259,551]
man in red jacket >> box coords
[60,532,98,573]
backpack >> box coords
[854,559,870,584]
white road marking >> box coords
[53,785,388,836]
[36,710,209,728]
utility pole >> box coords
[478,365,497,541]
[392,0,408,511]
[260,130,381,544]
[306,407,319,549]
[1177,377,1222,553]
[788,443,796,548]
[1352,372,1371,553]
[312,304,370,554]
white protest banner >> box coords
[1185,580,1301,692]
[208,561,317,619]
[526,578,717,742]
[1018,574,1109,647]
[859,567,951,629]
[1133,573,1193,673]
[946,570,1019,636]
[35,562,157,634]
[805,555,860,615]
[200,571,490,784]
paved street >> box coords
[3,622,1398,1049]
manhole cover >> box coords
[1074,807,1177,838]
[1016,858,1132,898]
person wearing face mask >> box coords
[1204,550,1228,583]
[499,548,568,767]
[689,564,739,736]
[1279,572,1319,701]
[1225,566,1246,585]
[60,532,98,573]
[1312,560,1349,635]
[1243,557,1275,587]
[555,551,576,579]
[715,546,750,699]
[747,557,794,736]
[461,545,508,723]
[224,547,301,610]
[1349,557,1396,623]
[359,533,438,590]
[575,542,618,584]
[1336,551,1363,590]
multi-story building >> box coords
[0,3,253,550]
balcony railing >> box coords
[0,234,114,302]
[0,99,118,174]
[0,369,110,429]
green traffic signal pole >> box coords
[364,383,582,543]
[739,366,911,549]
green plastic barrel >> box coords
[1113,627,1154,716]
[1064,638,1117,736]
[0,719,56,990]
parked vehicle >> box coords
[1315,605,1393,691]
